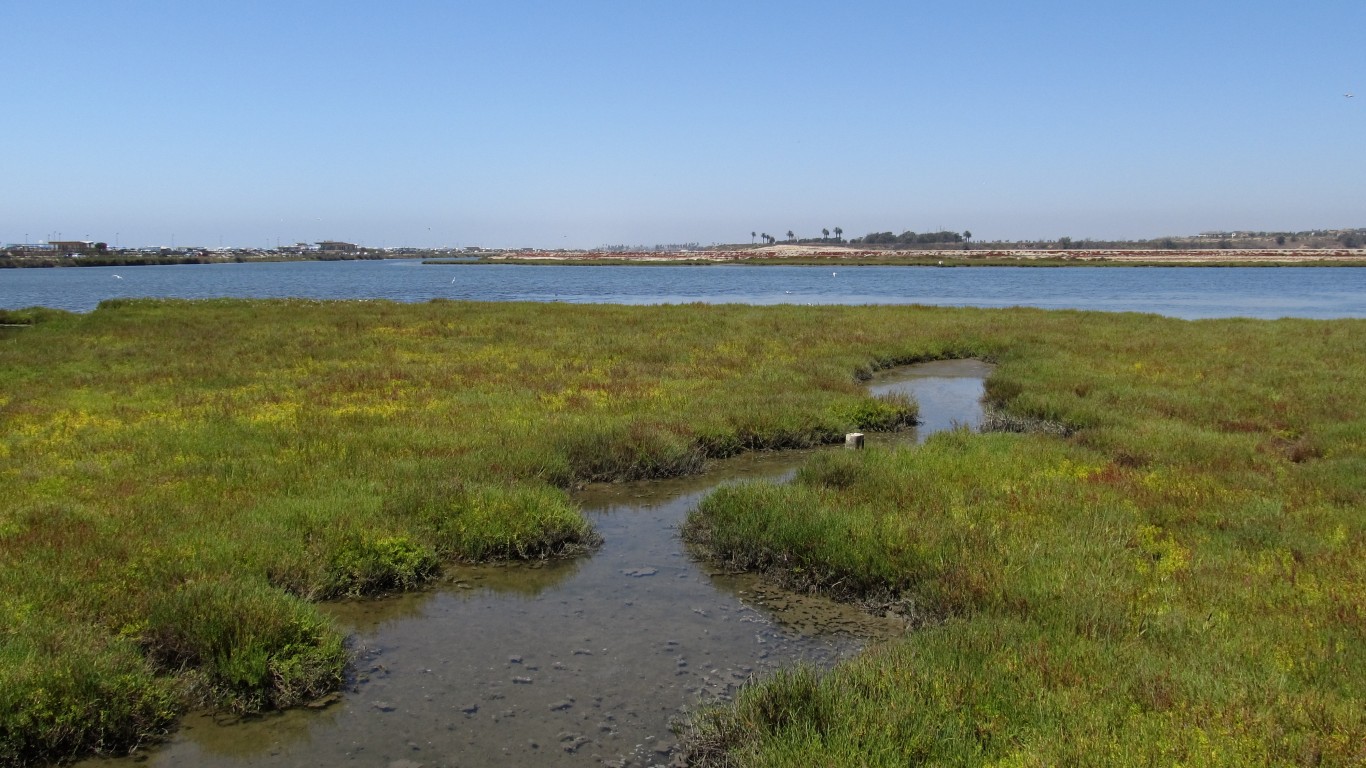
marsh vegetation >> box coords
[681,314,1365,766]
[1,299,1361,766]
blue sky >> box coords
[3,1,1362,248]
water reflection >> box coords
[869,358,995,435]
[325,560,586,635]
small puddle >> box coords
[81,361,991,768]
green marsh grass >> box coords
[683,314,1365,766]
[1,298,927,765]
[2,299,1361,765]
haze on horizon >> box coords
[4,1,1362,250]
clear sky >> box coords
[4,1,1362,248]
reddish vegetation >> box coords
[491,246,1366,264]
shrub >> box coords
[144,579,346,712]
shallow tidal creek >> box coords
[80,360,991,768]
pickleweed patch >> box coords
[144,578,345,712]
[0,625,177,767]
[833,391,918,431]
[320,535,439,598]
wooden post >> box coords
[845,432,865,449]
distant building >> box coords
[316,241,358,253]
[3,243,56,254]
[49,240,107,255]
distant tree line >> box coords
[752,227,844,245]
[851,230,968,245]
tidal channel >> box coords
[81,359,992,768]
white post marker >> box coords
[845,432,865,449]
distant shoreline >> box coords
[0,252,394,269]
[428,245,1366,268]
[9,245,1366,270]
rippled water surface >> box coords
[4,260,1365,317]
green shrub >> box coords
[144,579,345,712]
[320,534,439,598]
[425,483,599,561]
[0,624,177,767]
[833,392,918,431]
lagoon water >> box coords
[4,259,1366,317]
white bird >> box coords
[112,274,122,279]
[832,272,837,276]
[1347,93,1356,98]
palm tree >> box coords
[751,231,757,244]
[822,228,830,241]
[834,226,843,242]
[786,230,795,242]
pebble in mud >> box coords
[559,733,590,753]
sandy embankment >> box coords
[490,243,1366,264]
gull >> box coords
[1347,93,1355,98]
[112,274,122,279]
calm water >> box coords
[4,260,1366,317]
